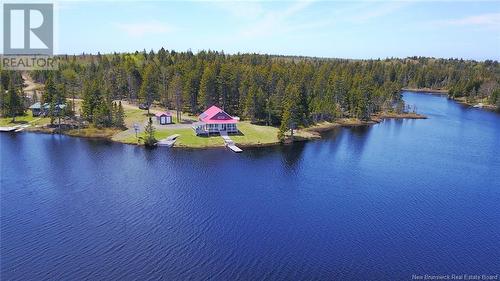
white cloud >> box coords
[348,2,411,23]
[239,0,316,38]
[114,21,175,37]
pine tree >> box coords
[244,84,258,123]
[5,81,23,121]
[43,73,57,104]
[0,83,5,116]
[169,73,183,122]
[143,117,157,147]
[43,74,59,125]
[279,84,300,141]
[217,63,233,110]
[139,63,157,113]
[198,64,217,111]
[114,101,125,128]
[94,98,113,128]
[56,83,67,128]
[82,81,103,123]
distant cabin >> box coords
[155,112,172,125]
[193,105,239,135]
[29,102,66,117]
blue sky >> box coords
[50,1,500,60]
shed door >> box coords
[160,116,166,124]
[166,116,171,124]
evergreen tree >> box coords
[42,73,57,104]
[94,94,113,128]
[0,83,5,116]
[55,83,67,128]
[144,117,157,147]
[198,64,217,110]
[4,80,23,121]
[114,101,125,128]
[169,73,183,122]
[43,74,59,125]
[217,63,234,110]
[82,81,103,122]
[139,63,157,111]
[279,84,300,140]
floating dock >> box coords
[0,125,20,132]
[14,125,30,132]
[220,132,242,153]
[157,134,180,147]
[226,141,243,153]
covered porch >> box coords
[193,121,238,135]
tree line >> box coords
[2,49,499,133]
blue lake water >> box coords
[1,92,499,280]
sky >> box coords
[3,0,500,60]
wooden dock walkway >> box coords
[157,134,180,147]
[14,125,30,132]
[0,125,20,132]
[220,131,243,153]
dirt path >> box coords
[22,73,44,97]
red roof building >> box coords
[155,112,172,125]
[193,105,239,135]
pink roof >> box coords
[155,111,171,117]
[199,105,238,124]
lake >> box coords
[1,92,499,280]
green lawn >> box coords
[123,108,197,127]
[119,121,283,148]
[123,108,150,126]
[231,122,280,146]
[0,115,50,126]
[120,127,225,147]
[66,126,122,139]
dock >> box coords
[157,134,180,147]
[226,140,243,153]
[220,132,242,153]
[0,125,20,132]
[14,125,30,132]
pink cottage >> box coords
[193,105,239,135]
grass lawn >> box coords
[119,121,286,147]
[120,127,225,147]
[66,126,123,139]
[231,122,280,146]
[124,108,150,126]
[0,115,50,127]
[118,121,320,148]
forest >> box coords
[1,49,499,135]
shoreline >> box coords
[404,89,498,112]
[451,97,498,112]
[304,112,426,134]
[16,112,426,149]
[402,88,448,94]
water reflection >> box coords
[280,142,305,169]
[343,125,371,161]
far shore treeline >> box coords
[1,49,499,136]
